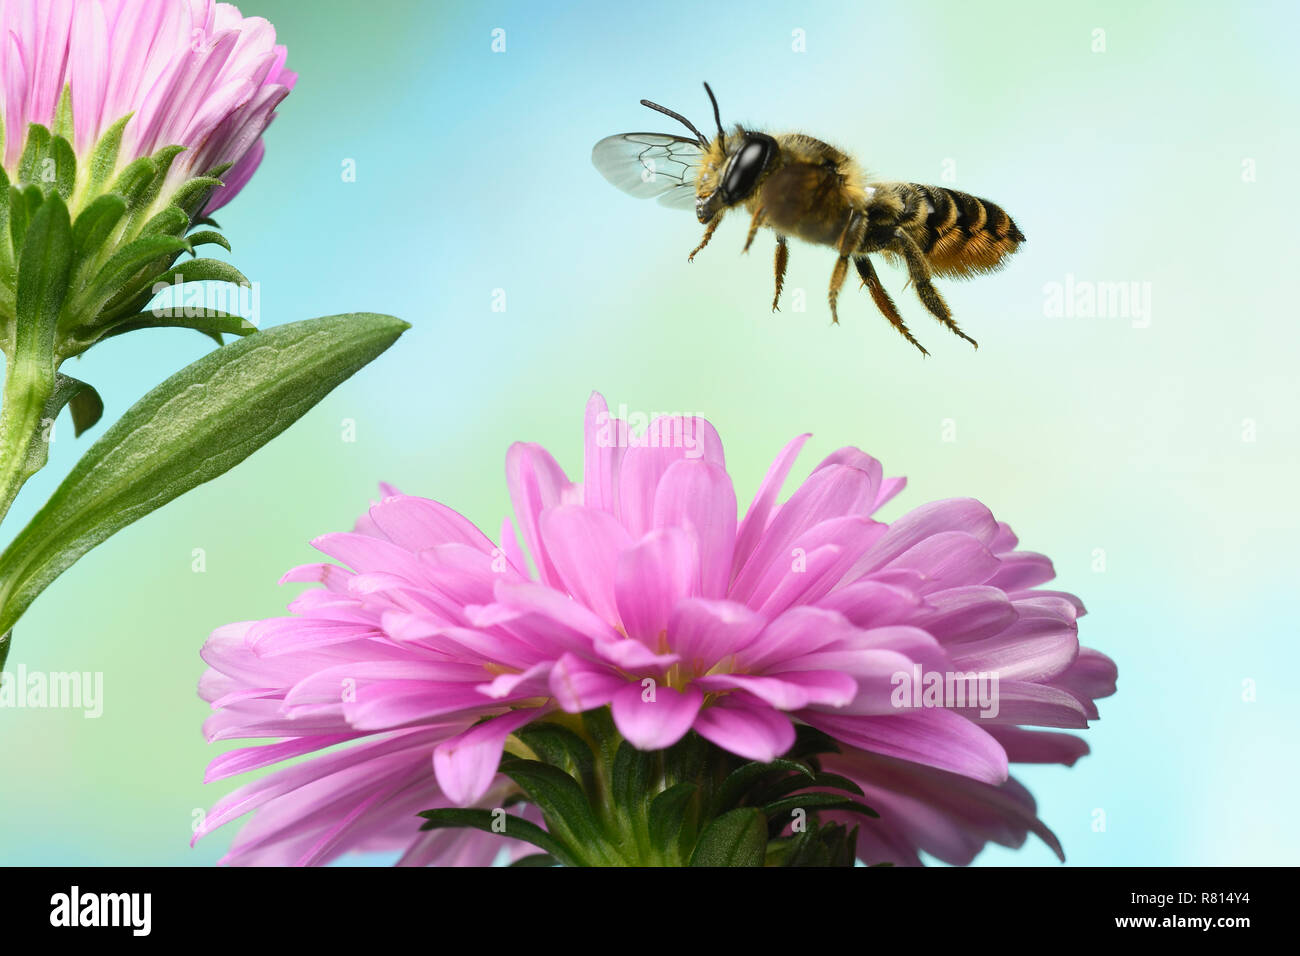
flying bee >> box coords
[592,83,1026,354]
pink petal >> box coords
[733,432,810,578]
[538,505,631,627]
[583,392,625,515]
[610,681,702,750]
[693,699,796,762]
[506,442,573,588]
[802,710,1009,784]
[548,652,624,712]
[667,598,765,674]
[615,527,698,645]
[433,708,547,805]
[651,459,737,599]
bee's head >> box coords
[695,128,779,223]
[640,83,779,224]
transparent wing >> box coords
[592,132,702,211]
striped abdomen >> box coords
[912,185,1025,278]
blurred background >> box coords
[1,0,1296,865]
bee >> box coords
[592,83,1026,354]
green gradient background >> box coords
[1,0,1296,865]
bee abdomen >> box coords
[916,185,1025,278]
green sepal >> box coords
[71,194,128,258]
[86,114,132,196]
[416,808,579,868]
[514,721,596,791]
[183,229,231,253]
[126,144,185,218]
[98,310,257,344]
[611,741,656,820]
[8,185,38,253]
[787,724,843,761]
[0,166,12,281]
[750,770,866,806]
[767,820,861,868]
[688,807,768,867]
[140,205,191,240]
[761,791,879,825]
[170,176,224,215]
[0,313,409,636]
[15,192,72,348]
[108,156,158,210]
[90,234,192,295]
[708,758,814,818]
[498,757,613,863]
[16,124,50,187]
[647,781,698,850]
[151,256,249,288]
[48,136,76,200]
[52,86,74,144]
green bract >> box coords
[1,116,246,365]
[417,714,879,867]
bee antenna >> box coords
[640,98,710,147]
[703,82,724,142]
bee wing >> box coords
[591,132,702,210]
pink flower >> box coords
[197,394,1116,865]
[0,0,295,213]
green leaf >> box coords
[45,373,104,440]
[65,379,104,438]
[416,808,578,868]
[0,313,408,636]
[508,853,557,867]
[688,807,768,867]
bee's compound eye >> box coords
[721,133,776,203]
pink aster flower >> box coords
[196,394,1116,866]
[0,0,295,214]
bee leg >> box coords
[829,212,868,325]
[743,207,767,254]
[854,255,929,356]
[892,228,978,349]
[688,216,721,262]
[772,235,789,311]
